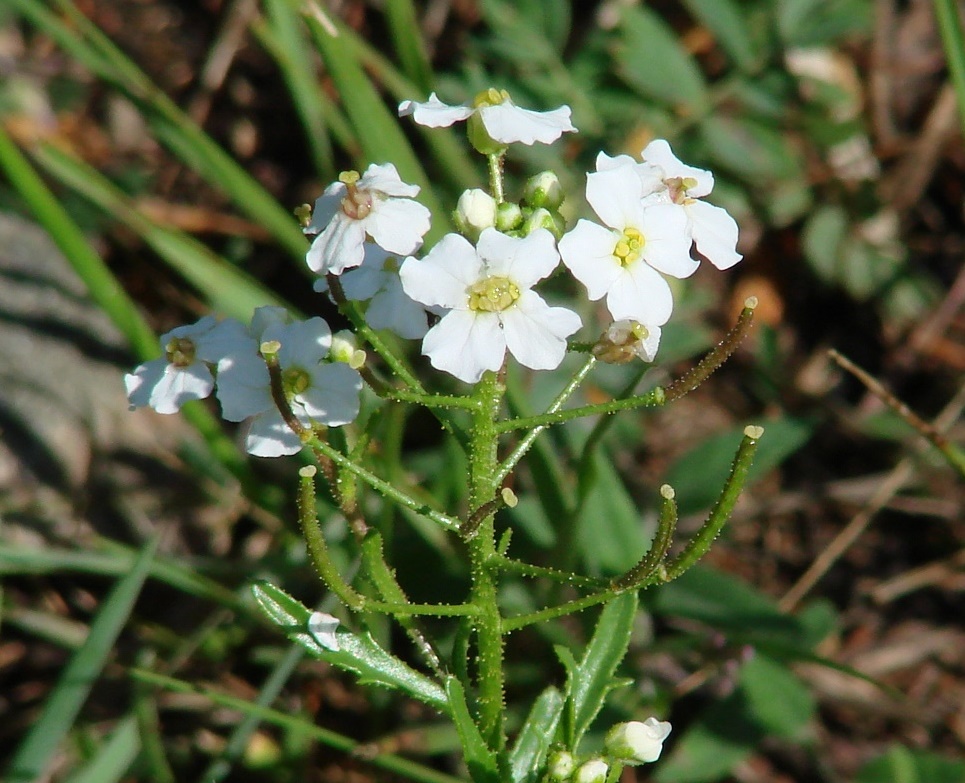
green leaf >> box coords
[5,537,158,783]
[250,582,448,712]
[62,715,140,783]
[509,687,565,783]
[802,204,849,283]
[776,0,873,47]
[665,417,815,515]
[681,0,761,72]
[576,452,651,574]
[444,677,501,783]
[856,746,965,783]
[740,654,815,738]
[615,7,709,112]
[559,592,637,748]
[384,0,434,94]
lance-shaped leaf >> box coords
[251,582,448,712]
[444,677,501,783]
[509,686,564,783]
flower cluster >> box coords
[126,89,742,455]
[545,717,672,782]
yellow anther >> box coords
[472,87,511,108]
[613,227,645,267]
[467,276,520,312]
[283,366,311,396]
[165,336,196,368]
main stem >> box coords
[466,370,506,752]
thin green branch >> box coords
[487,555,609,590]
[612,484,678,590]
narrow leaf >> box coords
[444,677,501,783]
[509,686,564,783]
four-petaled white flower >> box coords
[307,611,341,652]
[305,163,431,276]
[399,89,576,147]
[640,139,742,270]
[125,316,249,414]
[314,243,429,339]
[559,160,695,326]
[400,228,581,383]
[605,717,673,765]
[215,313,362,457]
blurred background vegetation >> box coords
[0,0,963,781]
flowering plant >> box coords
[126,90,761,783]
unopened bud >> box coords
[574,758,608,783]
[454,188,497,241]
[330,330,366,369]
[495,200,523,232]
[546,749,576,781]
[523,170,564,210]
[521,206,563,239]
[604,718,672,765]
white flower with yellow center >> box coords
[400,228,581,383]
[640,139,742,270]
[399,89,576,149]
[559,161,695,325]
[305,163,431,276]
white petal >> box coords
[605,263,674,325]
[635,323,661,362]
[640,204,699,279]
[478,101,575,145]
[400,233,480,309]
[124,359,169,410]
[268,318,332,368]
[595,151,638,171]
[307,611,341,651]
[298,363,362,426]
[501,291,581,371]
[195,318,253,364]
[558,220,626,300]
[139,362,214,414]
[421,310,505,383]
[364,197,431,256]
[585,166,647,230]
[642,139,714,197]
[306,216,367,275]
[249,306,292,340]
[245,410,302,457]
[477,228,559,287]
[366,279,429,339]
[215,351,272,422]
[305,183,345,234]
[687,200,742,270]
[358,162,421,198]
[398,93,474,127]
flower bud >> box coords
[521,207,564,240]
[573,758,608,783]
[604,717,672,765]
[330,329,366,369]
[495,200,523,232]
[546,749,576,782]
[467,88,511,155]
[453,188,497,241]
[591,320,660,364]
[523,170,564,210]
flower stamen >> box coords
[467,275,520,312]
[613,228,645,267]
[165,337,197,368]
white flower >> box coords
[640,139,742,270]
[398,89,576,146]
[573,758,609,783]
[314,243,429,340]
[400,228,581,383]
[559,162,695,326]
[307,611,341,652]
[605,717,673,765]
[592,320,661,364]
[125,316,249,414]
[305,163,431,276]
[215,314,362,457]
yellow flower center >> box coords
[282,366,311,397]
[472,87,511,109]
[165,336,196,368]
[338,170,373,220]
[468,276,520,312]
[613,228,645,267]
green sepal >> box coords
[250,581,448,712]
[508,686,564,783]
[557,592,637,749]
[444,676,501,783]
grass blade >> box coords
[62,715,140,783]
[4,538,159,783]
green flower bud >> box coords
[573,758,608,783]
[523,170,564,210]
[495,201,523,232]
[522,207,564,240]
[546,749,576,782]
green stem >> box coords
[934,0,965,139]
[307,436,461,532]
[487,555,608,590]
[488,152,505,203]
[466,370,507,751]
[664,426,763,580]
[495,356,596,484]
[612,484,677,590]
[495,387,666,433]
[502,588,618,633]
[386,390,481,410]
